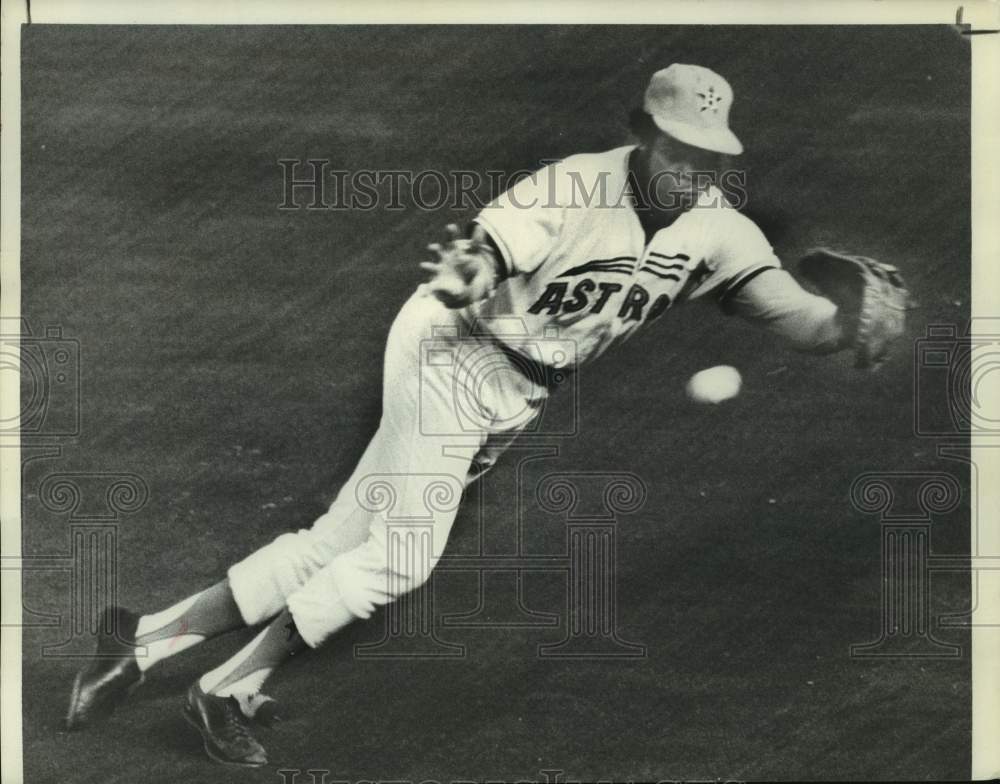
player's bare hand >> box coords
[420,223,498,308]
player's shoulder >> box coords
[695,184,740,217]
[555,145,633,173]
[695,186,767,237]
[539,145,633,207]
[685,185,780,277]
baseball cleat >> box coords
[183,681,268,768]
[237,692,283,727]
[65,605,144,730]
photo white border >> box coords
[2,1,997,781]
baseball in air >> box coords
[686,365,742,404]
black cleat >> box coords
[65,606,144,730]
[183,681,268,768]
[238,692,283,727]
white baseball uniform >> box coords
[470,144,780,365]
[226,145,830,647]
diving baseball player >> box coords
[65,64,908,767]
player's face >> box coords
[644,134,723,210]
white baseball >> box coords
[686,365,742,404]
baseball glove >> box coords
[798,248,910,370]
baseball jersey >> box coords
[466,145,780,368]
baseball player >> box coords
[65,65,908,767]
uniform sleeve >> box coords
[473,163,565,276]
[688,208,782,304]
[725,267,846,354]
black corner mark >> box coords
[956,4,999,34]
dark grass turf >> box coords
[20,25,971,782]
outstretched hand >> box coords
[420,223,498,308]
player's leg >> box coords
[179,291,473,766]
[170,509,369,769]
[178,452,444,767]
[65,579,252,729]
[224,452,386,629]
[195,290,477,682]
[135,321,523,668]
[65,509,367,729]
[180,606,308,768]
[64,512,372,731]
[185,291,546,765]
[280,295,550,649]
[197,608,307,701]
[133,579,244,671]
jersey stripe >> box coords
[560,257,637,277]
[639,268,683,282]
[647,251,691,261]
[643,259,687,272]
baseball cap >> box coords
[643,64,743,155]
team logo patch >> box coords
[697,85,723,113]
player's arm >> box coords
[701,210,848,354]
[723,249,910,367]
[721,267,847,354]
[420,163,566,307]
[419,223,507,308]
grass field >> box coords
[20,25,972,782]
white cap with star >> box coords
[643,64,743,155]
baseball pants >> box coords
[227,287,549,647]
